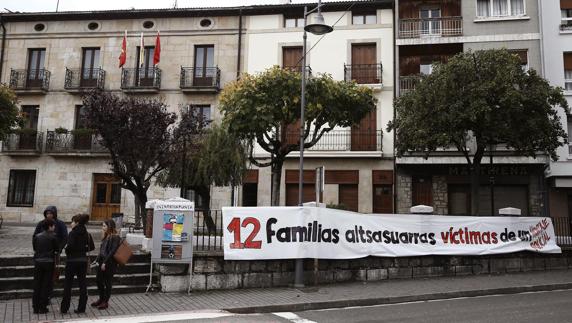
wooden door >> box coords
[282,46,303,72]
[91,174,121,221]
[373,184,392,213]
[339,184,359,212]
[285,183,316,206]
[412,176,432,206]
[351,44,377,83]
[351,109,377,151]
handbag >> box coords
[113,239,133,266]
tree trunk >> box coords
[470,164,481,216]
[195,185,215,233]
[270,158,284,206]
[134,191,148,231]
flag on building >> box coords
[119,31,127,68]
[153,31,161,66]
[139,32,145,67]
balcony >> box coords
[180,67,220,93]
[285,130,382,152]
[121,68,161,93]
[9,69,50,94]
[399,75,422,94]
[1,132,43,155]
[344,63,383,84]
[283,65,312,79]
[45,131,108,156]
[64,68,105,92]
[560,18,572,32]
[399,17,462,39]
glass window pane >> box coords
[510,0,524,15]
[95,183,107,203]
[93,49,100,67]
[285,18,296,27]
[365,14,377,24]
[477,0,490,17]
[353,15,363,25]
[38,50,45,70]
[206,47,214,68]
[195,48,205,68]
[297,18,304,26]
[110,183,121,204]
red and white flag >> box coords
[153,31,161,66]
[118,30,127,68]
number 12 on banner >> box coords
[227,217,262,249]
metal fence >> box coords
[193,210,223,253]
[1,132,43,153]
[45,131,108,154]
[344,63,382,84]
[180,66,221,90]
[9,69,51,91]
[552,217,572,248]
[121,67,161,90]
[398,16,463,38]
[64,68,105,90]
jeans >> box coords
[96,263,116,302]
[32,262,54,311]
[60,261,87,313]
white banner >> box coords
[222,207,561,260]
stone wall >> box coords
[157,250,572,292]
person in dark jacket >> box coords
[60,214,94,314]
[32,219,58,314]
[33,206,68,252]
[91,219,121,310]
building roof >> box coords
[0,0,393,22]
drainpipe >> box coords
[236,8,243,79]
[0,16,7,82]
[392,0,398,213]
[537,0,545,77]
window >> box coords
[136,46,156,86]
[21,106,39,129]
[352,11,377,25]
[7,170,36,207]
[242,183,258,206]
[75,105,88,129]
[420,8,441,36]
[565,53,572,91]
[282,46,303,71]
[284,16,304,28]
[81,48,100,86]
[188,104,211,126]
[509,49,528,71]
[476,0,525,18]
[562,0,572,29]
[193,45,215,86]
[27,48,46,86]
[567,116,572,147]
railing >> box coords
[64,68,105,90]
[399,75,422,94]
[1,132,43,153]
[552,217,572,248]
[566,79,572,91]
[399,16,463,38]
[9,69,50,91]
[344,63,382,84]
[283,65,312,79]
[193,210,223,252]
[561,17,572,31]
[121,67,161,90]
[285,130,382,152]
[45,131,107,154]
[180,66,220,90]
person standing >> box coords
[60,214,94,314]
[32,219,58,314]
[34,206,68,252]
[91,219,121,310]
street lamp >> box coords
[296,0,332,288]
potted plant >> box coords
[71,128,95,150]
[54,127,69,134]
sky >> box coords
[1,0,349,13]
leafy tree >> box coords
[220,66,377,205]
[157,117,247,230]
[82,90,202,229]
[388,49,569,215]
[0,84,21,141]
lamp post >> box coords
[296,0,333,288]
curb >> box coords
[225,282,572,314]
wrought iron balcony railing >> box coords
[180,66,221,90]
[344,63,382,84]
[399,16,463,38]
[1,132,43,153]
[285,130,382,152]
[121,67,161,90]
[64,68,105,91]
[561,18,572,31]
[399,75,422,94]
[45,131,107,154]
[9,69,51,92]
[283,65,312,78]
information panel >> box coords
[151,199,194,263]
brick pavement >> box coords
[0,269,570,323]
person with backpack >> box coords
[91,219,121,310]
[60,214,94,314]
[32,219,58,314]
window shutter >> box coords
[561,0,572,10]
[564,53,572,70]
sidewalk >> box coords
[1,269,571,323]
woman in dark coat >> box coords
[91,219,121,310]
[60,214,94,314]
